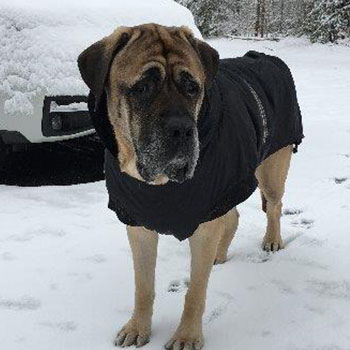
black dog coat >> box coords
[88,51,304,241]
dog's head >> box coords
[78,24,219,184]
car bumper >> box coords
[0,95,95,144]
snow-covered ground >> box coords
[1,37,350,350]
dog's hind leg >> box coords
[115,226,158,348]
[165,216,223,350]
[214,207,239,264]
[255,145,293,252]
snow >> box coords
[0,0,200,117]
[1,37,350,350]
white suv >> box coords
[0,0,200,151]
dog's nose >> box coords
[165,115,195,141]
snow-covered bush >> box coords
[303,0,350,43]
[177,0,255,37]
[176,0,350,43]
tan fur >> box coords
[115,226,158,347]
[105,24,206,182]
[165,216,223,350]
[90,24,295,349]
[255,145,293,251]
[115,146,293,349]
[214,207,240,264]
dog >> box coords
[78,24,303,349]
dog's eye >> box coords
[180,72,200,98]
[131,80,155,98]
[132,81,152,95]
[184,81,199,97]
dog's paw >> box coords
[262,237,284,252]
[165,338,203,350]
[115,318,151,348]
[165,331,203,350]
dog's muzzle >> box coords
[163,114,198,183]
[136,114,199,184]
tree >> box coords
[181,0,243,37]
[303,0,350,43]
[255,0,267,37]
[176,0,350,42]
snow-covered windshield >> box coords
[0,0,200,116]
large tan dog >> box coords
[78,24,297,349]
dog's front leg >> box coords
[165,218,222,350]
[115,226,158,348]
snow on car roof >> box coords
[0,0,200,116]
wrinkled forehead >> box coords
[110,24,204,84]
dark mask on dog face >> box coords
[121,65,201,183]
[78,24,219,184]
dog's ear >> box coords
[180,26,219,88]
[193,39,219,88]
[77,27,132,107]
